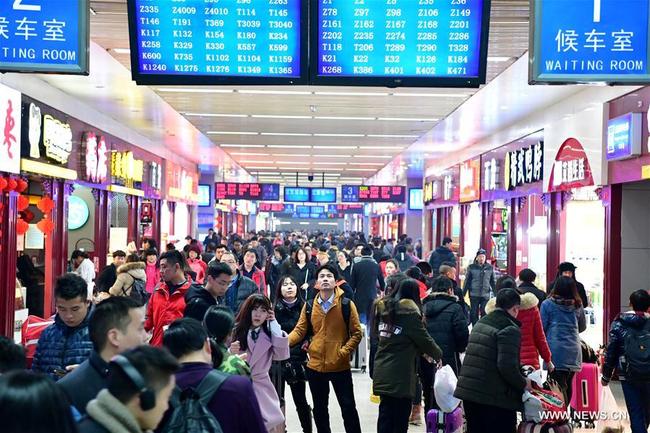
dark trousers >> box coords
[306,368,361,433]
[419,360,436,413]
[549,369,575,407]
[469,297,488,325]
[272,362,312,433]
[621,381,650,433]
[464,400,517,433]
[377,396,412,433]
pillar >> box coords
[602,185,622,343]
[0,190,18,337]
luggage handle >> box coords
[581,379,589,408]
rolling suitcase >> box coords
[518,421,573,433]
[570,363,601,427]
[425,406,463,433]
[350,324,367,372]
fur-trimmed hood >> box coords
[425,292,459,302]
[116,262,146,281]
[485,291,538,314]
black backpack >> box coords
[305,297,351,338]
[122,279,149,306]
[623,319,650,381]
[161,370,227,433]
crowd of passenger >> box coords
[1,230,650,433]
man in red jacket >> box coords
[145,250,201,346]
[240,249,267,296]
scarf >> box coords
[86,389,142,433]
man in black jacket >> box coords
[455,289,532,433]
[58,296,147,415]
[350,245,385,325]
[95,251,126,293]
[548,262,589,309]
[428,237,456,274]
[220,252,260,314]
[518,268,546,306]
[184,262,233,321]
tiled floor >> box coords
[284,370,631,433]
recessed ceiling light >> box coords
[314,91,390,97]
[237,90,312,95]
[112,48,130,54]
[251,114,312,119]
[267,145,312,149]
[239,160,275,164]
[260,132,312,137]
[185,113,248,118]
[346,168,375,172]
[158,88,234,94]
[353,155,393,159]
[219,144,266,148]
[229,152,268,156]
[392,92,469,98]
[312,145,357,149]
[312,162,348,165]
[359,146,406,150]
[354,162,386,166]
[247,165,283,169]
[208,131,259,135]
[274,153,312,157]
[313,133,364,138]
[377,117,439,122]
[276,161,310,165]
[312,154,352,158]
[313,116,376,121]
[367,134,419,139]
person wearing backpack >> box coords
[602,289,650,433]
[109,255,148,304]
[77,346,179,433]
[161,318,266,433]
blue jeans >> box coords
[621,381,650,433]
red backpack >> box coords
[21,315,55,368]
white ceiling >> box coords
[80,0,532,185]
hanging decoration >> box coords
[20,209,34,223]
[36,218,54,235]
[15,178,28,193]
[17,195,29,212]
[16,218,29,236]
[0,177,7,191]
[6,178,17,192]
[37,196,55,214]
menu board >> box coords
[311,0,490,87]
[284,186,310,202]
[215,182,279,200]
[128,0,307,84]
[341,185,406,203]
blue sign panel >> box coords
[531,0,650,83]
[261,183,280,201]
[284,187,310,202]
[128,0,306,85]
[198,184,211,207]
[0,0,89,74]
[606,112,642,160]
[311,0,491,87]
[310,187,337,203]
[341,185,359,203]
[409,188,423,210]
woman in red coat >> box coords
[487,276,554,370]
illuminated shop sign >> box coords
[606,112,642,161]
[459,158,481,202]
[504,141,544,191]
[548,137,594,191]
[443,175,454,201]
[42,114,72,164]
[27,102,41,158]
[483,158,500,191]
[148,161,162,191]
[0,83,21,174]
[81,131,108,184]
[111,151,144,187]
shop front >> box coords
[164,161,199,247]
[458,158,482,279]
[423,165,460,264]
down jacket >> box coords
[422,293,469,375]
[145,280,200,346]
[454,309,527,411]
[32,311,94,380]
[486,292,552,370]
[602,312,650,382]
[108,262,146,298]
[463,262,496,299]
[540,297,586,372]
[428,245,456,275]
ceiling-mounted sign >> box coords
[504,141,544,190]
[81,132,108,184]
[42,114,72,164]
[548,138,594,191]
[111,151,144,187]
[459,158,481,202]
[530,0,650,84]
[215,182,280,201]
[0,83,21,174]
[606,112,642,160]
[483,158,500,191]
[0,0,89,74]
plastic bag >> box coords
[434,365,461,413]
[596,386,625,432]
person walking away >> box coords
[439,263,469,322]
[602,289,650,433]
[143,249,159,296]
[421,276,469,412]
[350,245,385,325]
[202,242,217,265]
[463,249,496,325]
[145,251,202,346]
[540,276,586,405]
[274,276,313,433]
[231,294,290,433]
[58,296,148,415]
[186,245,207,284]
[548,262,589,309]
[77,346,179,433]
[32,274,94,380]
[518,268,546,306]
[184,262,233,322]
[428,237,456,276]
[394,245,416,272]
[485,275,553,372]
[203,305,251,377]
[71,250,96,300]
[289,264,363,433]
[455,289,533,433]
[241,249,267,295]
[95,250,126,294]
[162,318,266,433]
[373,278,442,433]
[108,254,147,300]
[220,251,260,314]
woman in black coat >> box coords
[286,247,316,300]
[273,276,312,433]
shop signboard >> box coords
[530,0,650,84]
[459,158,481,203]
[26,102,40,158]
[0,83,21,174]
[606,112,642,160]
[0,0,89,74]
[165,161,199,204]
[483,157,500,192]
[111,151,144,188]
[81,131,108,184]
[504,141,544,190]
[42,114,72,164]
[423,166,459,208]
[548,138,595,191]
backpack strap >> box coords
[305,299,314,339]
[196,370,229,406]
[341,297,351,336]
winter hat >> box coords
[558,262,577,273]
[476,248,487,257]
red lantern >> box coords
[37,196,55,214]
[37,218,55,235]
[15,179,28,193]
[0,177,7,191]
[17,195,29,211]
[6,179,17,191]
[16,219,29,235]
[21,209,35,223]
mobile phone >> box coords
[53,368,67,377]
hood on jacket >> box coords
[377,298,421,318]
[435,245,452,255]
[185,284,214,303]
[117,262,146,278]
[485,292,538,315]
[548,296,579,311]
[617,311,650,328]
[425,293,458,312]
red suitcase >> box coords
[570,363,601,426]
[518,421,573,433]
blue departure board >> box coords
[284,187,310,202]
[127,0,307,85]
[311,0,491,87]
[310,187,337,203]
